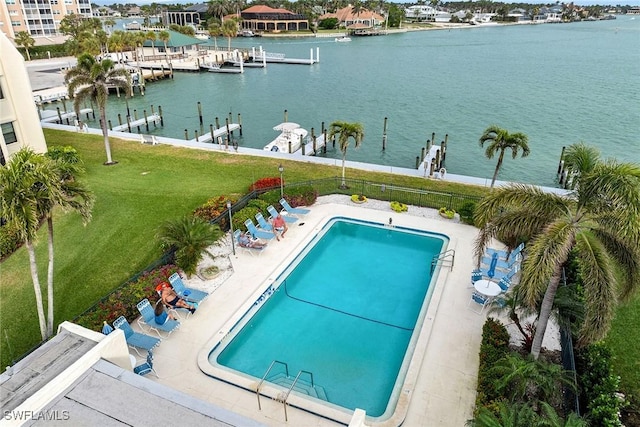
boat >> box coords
[238,29,261,37]
[263,122,308,153]
[335,36,352,42]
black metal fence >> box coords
[559,268,581,416]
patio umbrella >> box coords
[102,321,114,335]
[487,252,498,279]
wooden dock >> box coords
[111,114,162,132]
[39,108,93,124]
[187,123,242,144]
[250,47,320,65]
[293,133,327,156]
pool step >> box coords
[267,372,328,401]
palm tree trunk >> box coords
[491,151,505,188]
[531,274,561,359]
[26,240,48,340]
[341,153,347,188]
[100,107,114,164]
[46,216,55,337]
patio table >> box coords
[473,279,502,297]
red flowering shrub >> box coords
[75,264,180,332]
[193,195,235,222]
[248,177,281,192]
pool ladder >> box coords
[256,360,315,422]
[431,249,455,274]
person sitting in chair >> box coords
[159,281,196,314]
[154,299,176,324]
[238,232,266,249]
[271,213,288,241]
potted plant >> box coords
[439,207,456,219]
[351,194,367,204]
[390,201,408,212]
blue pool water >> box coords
[210,218,447,418]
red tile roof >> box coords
[242,5,296,15]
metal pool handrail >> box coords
[257,359,289,410]
[431,249,456,274]
[280,370,314,422]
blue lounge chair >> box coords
[169,272,208,304]
[468,292,490,314]
[279,198,310,216]
[486,242,525,261]
[133,350,159,378]
[267,205,298,224]
[471,269,483,287]
[497,276,512,292]
[255,212,273,231]
[136,298,180,338]
[113,316,161,356]
[234,230,266,256]
[481,253,521,271]
[244,219,276,240]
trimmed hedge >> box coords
[576,342,625,427]
[476,317,511,407]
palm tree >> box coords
[14,31,35,61]
[39,150,94,336]
[65,53,131,165]
[1,150,51,339]
[0,149,93,339]
[156,216,224,277]
[208,21,222,51]
[479,125,530,188]
[158,30,171,63]
[328,121,365,188]
[221,19,238,51]
[208,0,230,21]
[474,150,640,359]
[146,30,157,57]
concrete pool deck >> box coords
[134,196,552,426]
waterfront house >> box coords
[240,5,308,33]
[319,6,384,30]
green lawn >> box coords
[0,129,485,368]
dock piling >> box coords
[215,117,220,129]
[301,134,305,155]
[198,102,203,125]
[284,109,288,122]
[56,107,62,124]
[195,130,199,142]
[184,129,188,140]
[420,147,425,163]
[117,114,122,126]
[127,115,131,133]
[415,156,420,169]
[159,106,164,126]
[557,146,566,174]
[382,117,388,151]
[210,124,214,140]
[323,130,328,153]
[225,118,230,149]
[108,120,112,130]
[144,110,149,131]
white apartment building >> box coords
[0,32,47,165]
[0,0,93,40]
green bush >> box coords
[257,189,282,207]
[476,318,511,407]
[193,195,234,222]
[283,185,318,207]
[458,201,477,225]
[75,264,180,332]
[576,342,625,427]
[233,206,261,232]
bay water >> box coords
[101,18,639,186]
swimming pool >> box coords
[205,217,448,423]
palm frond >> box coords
[574,232,617,346]
[520,219,576,307]
[590,228,640,301]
